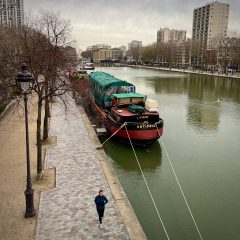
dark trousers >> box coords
[97,209,104,223]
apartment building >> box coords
[0,0,24,26]
[171,39,191,67]
[128,40,142,50]
[192,1,230,45]
[110,48,123,61]
[157,28,186,43]
[119,45,127,54]
[93,48,111,63]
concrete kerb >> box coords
[35,190,43,239]
[78,105,147,240]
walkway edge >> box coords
[0,99,16,120]
[78,105,147,240]
[128,65,240,79]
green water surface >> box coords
[96,67,240,240]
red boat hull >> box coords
[107,123,163,145]
[89,98,163,145]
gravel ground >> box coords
[0,93,55,240]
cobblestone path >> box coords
[35,94,129,240]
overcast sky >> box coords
[24,0,240,50]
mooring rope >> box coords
[96,123,127,149]
[155,124,203,240]
[125,125,170,240]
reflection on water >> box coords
[187,76,221,134]
[104,139,162,171]
[148,76,189,95]
[187,100,220,133]
[187,76,240,133]
[140,73,240,134]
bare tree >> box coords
[228,31,240,73]
[205,49,218,73]
[0,24,22,111]
[1,10,76,178]
[156,42,165,67]
[141,44,157,64]
[38,9,74,141]
[190,39,200,71]
[212,36,232,74]
[231,38,240,73]
[130,46,141,64]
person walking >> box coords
[95,190,108,228]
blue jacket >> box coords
[95,195,108,209]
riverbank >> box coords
[35,92,146,240]
[128,65,240,79]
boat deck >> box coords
[112,106,158,117]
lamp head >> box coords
[16,63,33,92]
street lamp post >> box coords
[16,63,36,218]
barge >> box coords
[82,72,164,145]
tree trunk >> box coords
[43,80,49,141]
[49,76,57,102]
[49,78,53,102]
[37,98,42,176]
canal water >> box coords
[95,67,240,240]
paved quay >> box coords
[35,93,131,240]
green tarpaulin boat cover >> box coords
[112,93,144,98]
[88,72,134,106]
[128,105,145,113]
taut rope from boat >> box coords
[125,125,170,240]
[155,124,203,240]
[96,123,127,150]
